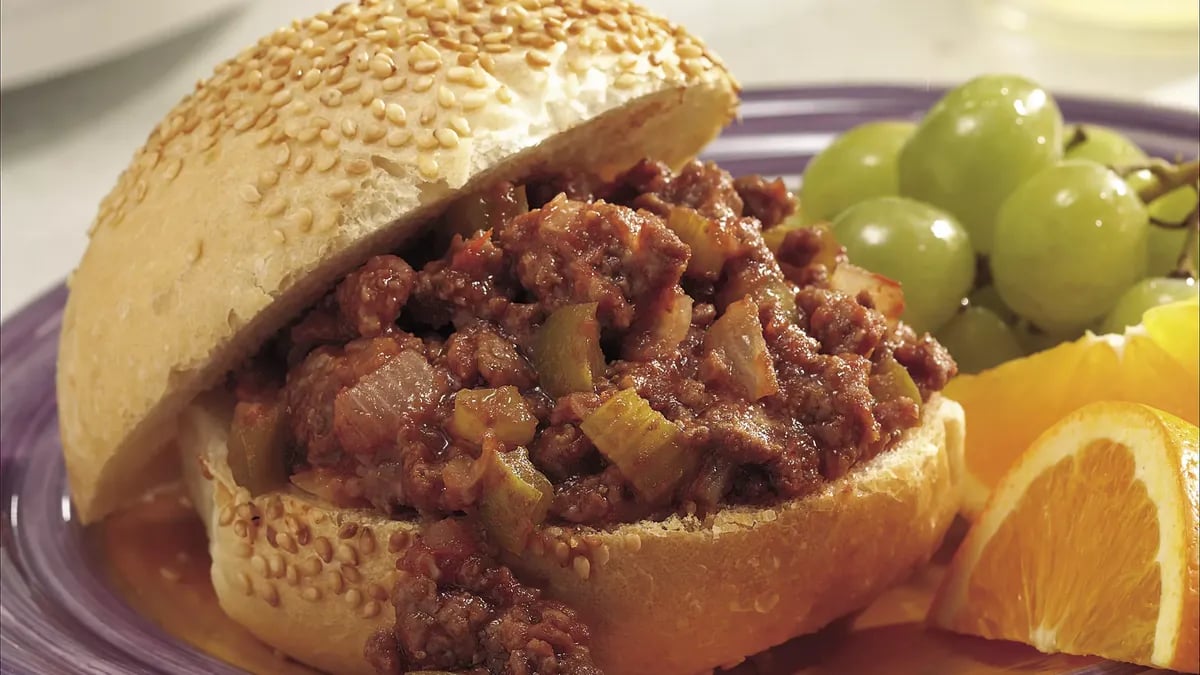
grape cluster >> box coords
[795,74,1199,374]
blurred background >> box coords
[2,0,1197,319]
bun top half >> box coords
[57,0,739,524]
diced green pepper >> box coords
[448,386,538,446]
[579,388,694,502]
[478,446,554,552]
[228,400,289,496]
[870,356,922,409]
[533,303,606,398]
[667,207,740,278]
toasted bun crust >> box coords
[59,0,738,524]
[179,394,964,675]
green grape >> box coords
[1013,320,1085,355]
[936,306,1024,374]
[1063,124,1147,165]
[831,196,975,333]
[968,285,1018,324]
[801,121,916,223]
[991,160,1149,331]
[1099,277,1199,334]
[898,74,1063,253]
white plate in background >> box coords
[0,0,248,90]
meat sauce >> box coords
[231,159,957,673]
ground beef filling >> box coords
[365,520,599,675]
[232,159,956,674]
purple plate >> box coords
[2,85,1196,675]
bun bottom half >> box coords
[179,394,965,675]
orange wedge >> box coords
[928,401,1200,673]
[945,298,1199,517]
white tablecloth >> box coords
[2,0,1197,318]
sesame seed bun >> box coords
[57,0,739,524]
[178,392,964,675]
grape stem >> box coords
[1169,205,1199,280]
[1115,158,1200,209]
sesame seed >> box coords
[301,69,322,89]
[328,570,345,594]
[302,586,321,602]
[318,89,343,107]
[219,506,235,526]
[386,129,411,147]
[614,72,637,89]
[495,86,513,103]
[333,39,356,56]
[315,537,333,562]
[363,123,387,142]
[437,85,456,108]
[300,556,322,576]
[449,116,470,136]
[359,528,376,555]
[341,564,362,583]
[276,531,298,553]
[240,184,262,203]
[309,19,330,33]
[269,89,293,108]
[411,41,440,62]
[258,169,280,188]
[267,555,284,578]
[346,158,372,175]
[290,208,314,232]
[255,129,274,146]
[362,601,381,618]
[233,113,256,132]
[418,155,438,178]
[237,572,253,595]
[416,131,438,150]
[324,66,345,87]
[285,565,300,586]
[676,43,704,59]
[367,583,388,602]
[460,91,486,110]
[329,180,354,199]
[262,583,280,607]
[159,567,182,583]
[293,152,313,172]
[336,543,359,565]
[264,194,286,214]
[554,541,570,562]
[382,75,406,91]
[369,55,396,78]
[320,129,340,147]
[341,118,359,137]
[411,59,440,74]
[337,76,363,94]
[385,103,407,125]
[446,66,473,83]
[251,555,268,576]
[315,152,339,172]
[273,145,291,166]
[573,555,591,580]
[370,98,387,119]
[594,542,611,566]
[413,75,434,92]
[310,115,331,129]
[435,128,459,149]
[345,589,363,608]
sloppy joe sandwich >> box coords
[57,1,966,673]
